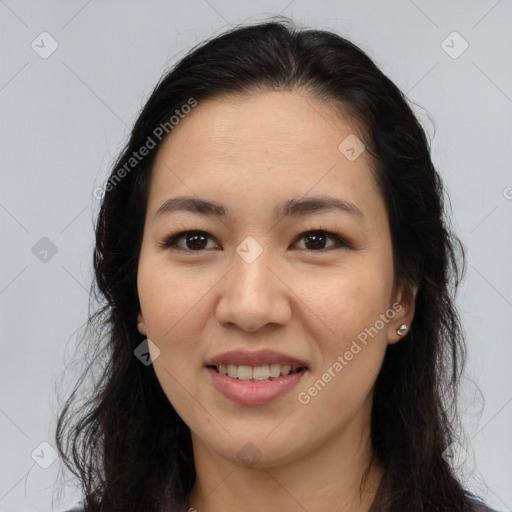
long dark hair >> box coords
[55,17,489,511]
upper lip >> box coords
[206,349,308,368]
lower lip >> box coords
[206,367,307,405]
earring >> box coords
[396,324,407,336]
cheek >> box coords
[294,283,390,429]
[298,261,393,339]
[137,261,209,420]
[137,259,211,343]
[295,260,393,405]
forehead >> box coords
[157,90,363,159]
[147,91,385,228]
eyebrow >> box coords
[153,195,364,221]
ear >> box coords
[137,311,147,335]
[387,284,418,345]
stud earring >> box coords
[396,324,407,336]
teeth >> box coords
[215,364,300,381]
[280,365,291,375]
[269,364,281,378]
[237,365,253,380]
[252,365,269,380]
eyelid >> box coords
[158,228,351,252]
[291,230,349,251]
[157,230,221,251]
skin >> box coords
[136,90,417,512]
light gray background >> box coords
[1,1,511,511]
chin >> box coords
[202,430,304,469]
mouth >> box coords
[205,363,308,405]
[207,364,307,381]
[204,349,309,404]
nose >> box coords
[214,245,292,333]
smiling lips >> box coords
[205,349,309,405]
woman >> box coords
[56,18,499,512]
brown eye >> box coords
[292,231,348,251]
[159,231,220,251]
[159,229,349,253]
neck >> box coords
[187,399,383,512]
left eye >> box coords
[159,230,348,252]
[292,230,347,251]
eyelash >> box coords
[158,228,351,253]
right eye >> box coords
[158,230,221,251]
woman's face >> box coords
[136,90,415,468]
